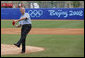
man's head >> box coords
[20,7,25,15]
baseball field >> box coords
[1,20,84,57]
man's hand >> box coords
[12,20,19,26]
[14,20,19,23]
[14,24,22,28]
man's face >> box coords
[20,8,25,14]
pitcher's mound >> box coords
[1,44,45,55]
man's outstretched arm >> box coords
[16,17,27,22]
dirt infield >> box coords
[1,28,84,35]
[1,44,45,55]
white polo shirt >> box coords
[19,13,32,25]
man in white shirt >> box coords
[14,7,32,53]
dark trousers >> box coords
[17,24,32,52]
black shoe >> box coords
[14,44,20,48]
[21,51,25,53]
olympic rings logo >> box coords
[28,10,43,17]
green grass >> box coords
[1,20,84,57]
[1,34,84,57]
[1,20,84,28]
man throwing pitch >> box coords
[14,7,32,53]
